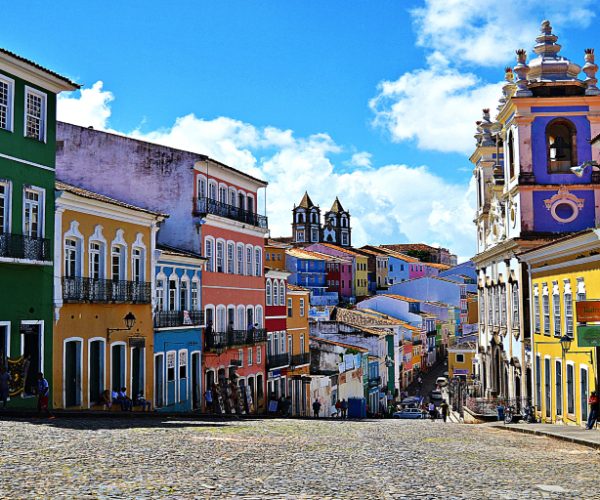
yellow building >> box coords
[448,340,476,380]
[284,283,311,416]
[53,182,166,409]
[520,230,599,427]
[264,239,290,271]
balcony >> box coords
[62,277,151,303]
[289,353,311,367]
[368,376,381,387]
[0,233,50,262]
[195,197,268,229]
[267,353,290,369]
[154,310,204,328]
[205,328,267,351]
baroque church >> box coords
[291,192,351,247]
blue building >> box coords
[285,248,336,306]
[154,244,206,412]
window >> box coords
[300,298,305,317]
[493,287,499,325]
[237,244,244,275]
[0,77,13,131]
[167,351,176,382]
[564,283,573,337]
[512,284,519,328]
[300,334,305,354]
[197,176,207,199]
[506,130,515,179]
[205,239,214,272]
[544,357,551,418]
[266,279,272,306]
[581,367,589,421]
[23,189,41,237]
[247,196,254,213]
[227,243,234,273]
[208,181,217,200]
[168,280,177,311]
[546,119,576,173]
[555,359,562,416]
[279,280,285,305]
[280,332,286,353]
[287,298,293,317]
[89,242,102,279]
[111,245,123,281]
[552,282,560,337]
[296,230,305,243]
[257,346,262,364]
[0,182,8,234]
[246,247,253,276]
[248,347,253,366]
[273,280,278,306]
[255,248,261,276]
[238,349,244,367]
[542,284,550,335]
[456,354,465,363]
[566,363,574,415]
[266,253,270,261]
[180,280,188,310]
[179,350,187,379]
[255,306,263,328]
[576,277,586,303]
[311,227,319,242]
[132,248,143,282]
[191,281,199,310]
[219,185,227,204]
[342,233,348,246]
[64,238,77,277]
[533,285,540,333]
[25,87,46,141]
[156,279,165,311]
[216,241,224,273]
[535,354,541,411]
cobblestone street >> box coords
[1,418,599,499]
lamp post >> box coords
[570,160,600,177]
[107,312,136,342]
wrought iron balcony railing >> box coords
[154,310,204,328]
[62,277,152,303]
[0,233,51,261]
[267,353,290,369]
[195,197,268,229]
[289,353,311,367]
[205,328,267,350]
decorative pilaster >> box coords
[514,49,532,97]
[583,48,600,96]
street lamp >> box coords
[107,312,137,341]
[559,334,572,355]
[570,160,600,177]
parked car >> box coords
[400,396,422,408]
[436,377,448,387]
[429,390,444,405]
[393,407,425,419]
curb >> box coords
[493,424,600,450]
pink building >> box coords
[304,244,353,297]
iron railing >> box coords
[62,277,152,303]
[0,233,50,261]
[267,353,290,369]
[154,310,204,328]
[195,197,268,228]
[204,328,267,350]
[289,353,311,367]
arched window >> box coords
[279,280,285,305]
[546,119,577,173]
[296,211,305,223]
[246,245,253,276]
[255,247,262,276]
[310,212,318,224]
[197,175,207,199]
[273,280,279,306]
[266,279,272,306]
[237,243,244,275]
[204,237,214,272]
[255,306,263,328]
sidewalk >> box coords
[489,421,600,449]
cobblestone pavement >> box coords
[1,417,599,499]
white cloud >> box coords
[57,82,477,260]
[57,81,113,129]
[370,63,502,154]
[412,0,595,67]
[346,152,373,168]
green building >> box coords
[0,48,77,407]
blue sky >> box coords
[3,1,598,258]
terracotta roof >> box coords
[379,294,421,304]
[328,197,345,213]
[287,284,310,292]
[0,47,80,89]
[297,191,316,209]
[357,247,388,258]
[308,250,351,263]
[310,336,369,353]
[266,239,292,249]
[425,263,451,270]
[56,181,168,218]
[375,247,421,262]
[334,307,406,327]
[319,243,364,257]
[382,243,442,253]
[286,247,329,261]
[157,244,206,261]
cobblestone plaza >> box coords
[1,418,599,499]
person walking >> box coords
[37,372,50,417]
[312,398,321,418]
[204,387,213,414]
[335,399,342,418]
[341,399,348,419]
[0,366,10,409]
[440,401,449,423]
[428,401,436,420]
[587,391,599,430]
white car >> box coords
[436,376,448,387]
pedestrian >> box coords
[440,401,449,423]
[335,399,342,417]
[37,372,50,416]
[205,320,214,348]
[204,387,213,413]
[312,398,321,418]
[118,387,133,411]
[587,391,599,430]
[341,399,348,419]
[496,402,505,422]
[428,401,436,420]
[0,365,9,409]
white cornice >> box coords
[519,230,600,265]
[0,55,77,93]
